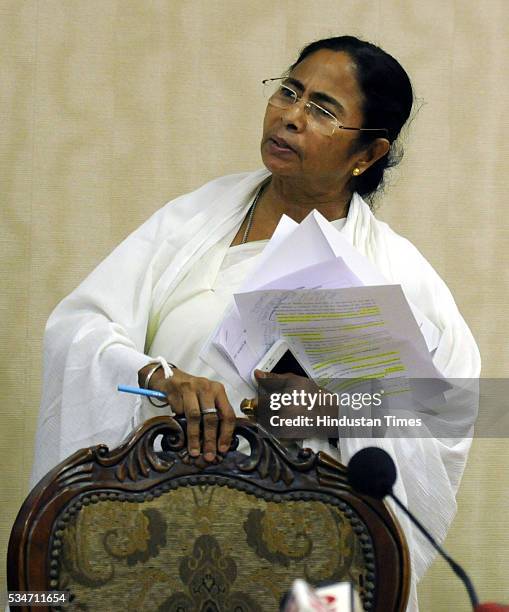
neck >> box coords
[262,174,352,223]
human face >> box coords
[261,49,367,192]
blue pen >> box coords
[117,385,167,400]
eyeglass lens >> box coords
[265,82,337,136]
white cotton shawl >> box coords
[32,169,480,610]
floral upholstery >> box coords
[56,483,370,611]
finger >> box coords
[166,389,183,415]
[159,378,184,416]
[182,390,201,457]
[254,369,274,380]
[198,391,218,462]
[254,370,292,392]
[254,369,293,381]
[255,369,301,381]
[214,386,236,454]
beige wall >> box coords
[1,1,508,609]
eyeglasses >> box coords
[262,77,388,137]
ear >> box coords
[354,138,390,175]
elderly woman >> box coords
[32,36,479,611]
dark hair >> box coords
[290,35,414,202]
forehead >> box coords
[289,49,364,110]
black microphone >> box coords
[347,447,481,610]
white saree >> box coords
[32,168,480,611]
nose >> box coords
[281,98,308,132]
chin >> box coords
[260,147,299,178]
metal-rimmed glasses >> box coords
[262,77,389,137]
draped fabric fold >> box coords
[32,170,270,487]
[32,169,480,612]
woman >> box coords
[32,36,480,611]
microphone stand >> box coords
[390,493,479,608]
[347,446,508,611]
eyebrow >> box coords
[284,77,345,115]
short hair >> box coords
[290,36,414,203]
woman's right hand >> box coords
[138,365,236,462]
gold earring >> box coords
[352,167,361,176]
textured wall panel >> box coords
[1,1,508,609]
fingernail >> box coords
[190,448,200,457]
[219,444,229,453]
[204,452,215,462]
[255,369,266,378]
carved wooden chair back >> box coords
[8,416,410,611]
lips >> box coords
[269,136,299,156]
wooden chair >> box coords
[8,416,410,611]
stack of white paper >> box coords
[200,210,441,392]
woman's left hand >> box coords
[253,369,321,418]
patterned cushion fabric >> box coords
[57,483,369,611]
